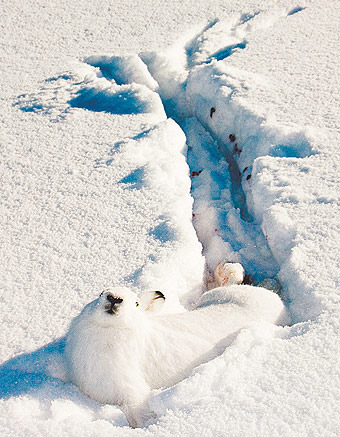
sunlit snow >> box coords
[1,1,340,436]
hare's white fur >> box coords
[63,281,289,427]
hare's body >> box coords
[64,284,289,427]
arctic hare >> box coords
[64,264,289,427]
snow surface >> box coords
[1,0,340,435]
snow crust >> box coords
[1,0,340,435]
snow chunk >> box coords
[120,119,205,300]
[262,205,296,266]
[85,54,159,90]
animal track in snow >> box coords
[14,6,313,293]
[136,7,314,287]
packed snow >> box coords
[1,0,340,436]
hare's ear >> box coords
[138,290,166,313]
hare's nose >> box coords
[106,294,123,306]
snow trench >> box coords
[138,8,315,301]
[15,7,315,305]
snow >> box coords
[1,0,340,435]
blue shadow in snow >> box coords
[119,167,145,190]
[0,339,65,400]
[288,6,306,16]
[270,143,312,158]
[208,42,247,62]
[123,255,156,287]
[69,87,148,115]
[123,267,144,285]
[95,141,124,167]
[239,10,260,24]
[45,74,72,83]
[149,220,176,243]
[19,103,44,113]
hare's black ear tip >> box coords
[154,291,165,300]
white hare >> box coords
[63,263,289,427]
